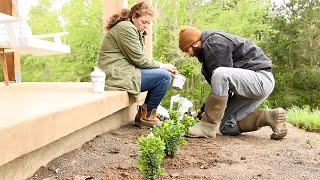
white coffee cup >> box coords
[90,67,106,93]
[172,74,186,90]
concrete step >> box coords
[0,82,145,180]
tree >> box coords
[263,0,320,110]
[22,0,103,82]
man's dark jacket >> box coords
[198,30,272,84]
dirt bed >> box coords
[27,122,320,180]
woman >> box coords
[98,2,177,127]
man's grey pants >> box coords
[210,67,275,135]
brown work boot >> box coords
[187,93,228,138]
[135,105,143,124]
[135,106,162,127]
[266,108,288,140]
[188,121,219,138]
[238,108,287,140]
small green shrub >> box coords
[152,120,186,158]
[138,133,166,180]
[169,110,181,123]
[169,110,197,134]
[181,114,197,134]
[171,101,182,111]
[180,63,195,78]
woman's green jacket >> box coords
[98,21,160,95]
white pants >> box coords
[210,67,275,135]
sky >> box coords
[17,0,68,20]
[271,0,286,6]
[17,0,38,19]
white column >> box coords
[103,0,152,60]
[103,0,128,30]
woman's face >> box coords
[132,14,153,33]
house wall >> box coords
[0,0,21,82]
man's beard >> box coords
[192,46,204,60]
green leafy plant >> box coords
[181,114,197,134]
[179,63,194,78]
[169,110,181,122]
[169,110,197,134]
[287,106,320,132]
[138,133,166,180]
[171,101,182,111]
[152,120,186,158]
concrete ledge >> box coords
[0,82,146,179]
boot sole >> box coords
[271,129,287,140]
[270,108,287,140]
[186,134,212,138]
[135,119,161,128]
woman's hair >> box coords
[105,2,155,30]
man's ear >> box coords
[192,40,200,48]
[191,44,197,48]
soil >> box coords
[27,122,320,180]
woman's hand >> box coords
[161,63,178,77]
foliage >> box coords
[287,106,320,132]
[22,0,103,82]
[168,110,197,134]
[27,0,62,34]
[169,110,181,122]
[264,0,320,109]
[152,120,186,158]
[171,101,182,112]
[138,111,194,177]
[291,65,320,110]
[138,133,165,180]
[179,63,194,78]
[21,0,320,112]
[181,114,197,134]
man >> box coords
[178,26,287,140]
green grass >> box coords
[286,106,320,132]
